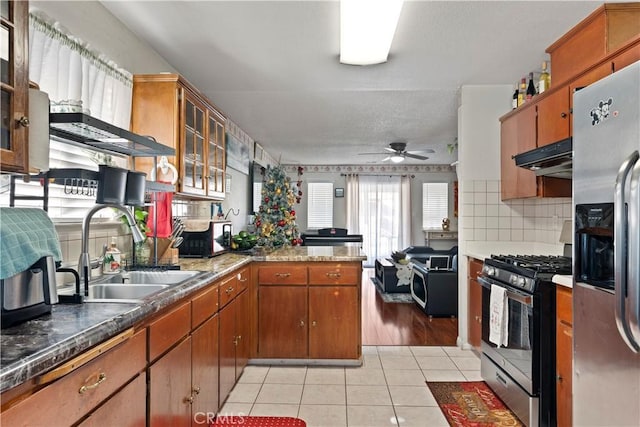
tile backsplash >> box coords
[460,180,572,244]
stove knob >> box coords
[517,277,526,287]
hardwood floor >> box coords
[361,268,458,346]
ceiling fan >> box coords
[359,142,435,163]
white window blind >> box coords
[0,140,126,219]
[253,182,263,214]
[307,182,333,229]
[422,182,448,230]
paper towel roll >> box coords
[28,88,50,172]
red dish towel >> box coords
[146,190,173,238]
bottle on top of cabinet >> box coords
[517,77,526,107]
[526,72,537,100]
[539,61,551,93]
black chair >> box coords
[410,254,458,317]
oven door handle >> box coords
[478,277,533,306]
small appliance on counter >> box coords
[1,256,59,328]
[1,207,64,329]
[178,220,232,258]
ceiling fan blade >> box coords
[383,147,397,153]
[404,152,429,160]
[381,156,392,162]
[358,152,387,155]
[407,149,435,154]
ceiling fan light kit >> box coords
[390,155,405,163]
[339,0,404,66]
[359,142,434,163]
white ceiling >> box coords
[100,0,602,166]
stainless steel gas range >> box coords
[479,254,571,427]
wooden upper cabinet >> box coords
[611,38,640,73]
[131,74,226,199]
[546,3,640,86]
[537,87,570,147]
[500,106,537,200]
[0,0,29,173]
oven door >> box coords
[478,275,537,395]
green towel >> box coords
[0,208,62,280]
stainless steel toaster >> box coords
[1,256,58,328]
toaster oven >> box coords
[178,220,232,258]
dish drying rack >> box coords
[8,112,177,267]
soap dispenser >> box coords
[103,238,121,274]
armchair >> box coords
[410,256,458,317]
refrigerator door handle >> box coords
[614,150,640,352]
[627,157,640,348]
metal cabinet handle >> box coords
[557,374,563,383]
[275,272,291,278]
[78,372,106,394]
[225,286,234,294]
[184,395,194,404]
[560,112,568,118]
[299,320,305,327]
[238,276,248,282]
[326,272,341,278]
[311,321,317,327]
[17,116,29,127]
[193,386,201,395]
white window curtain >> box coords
[29,10,132,128]
[345,174,359,234]
[0,10,134,219]
[400,175,412,248]
[358,175,406,267]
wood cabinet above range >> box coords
[499,2,640,201]
[131,74,227,200]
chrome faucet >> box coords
[78,204,145,284]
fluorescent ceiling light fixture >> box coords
[340,0,404,65]
[390,154,404,163]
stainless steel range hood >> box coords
[514,137,572,179]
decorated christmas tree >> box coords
[254,165,302,247]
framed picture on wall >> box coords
[335,188,344,198]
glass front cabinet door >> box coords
[1,0,29,173]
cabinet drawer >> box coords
[148,301,191,361]
[192,283,219,329]
[308,264,359,285]
[2,330,146,427]
[557,286,573,326]
[258,266,308,285]
[236,267,250,292]
[78,372,146,427]
[219,274,239,308]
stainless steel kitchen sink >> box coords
[94,270,202,285]
[59,270,204,303]
[86,283,169,300]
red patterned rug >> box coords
[427,381,524,426]
[212,416,306,427]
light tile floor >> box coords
[220,345,481,427]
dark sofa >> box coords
[374,246,458,293]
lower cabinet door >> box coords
[192,314,219,421]
[556,319,573,427]
[308,286,359,359]
[219,301,237,404]
[235,290,250,380]
[78,373,146,427]
[149,337,192,427]
[258,286,308,358]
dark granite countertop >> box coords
[0,253,251,393]
[0,247,366,393]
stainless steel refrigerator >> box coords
[573,60,640,426]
